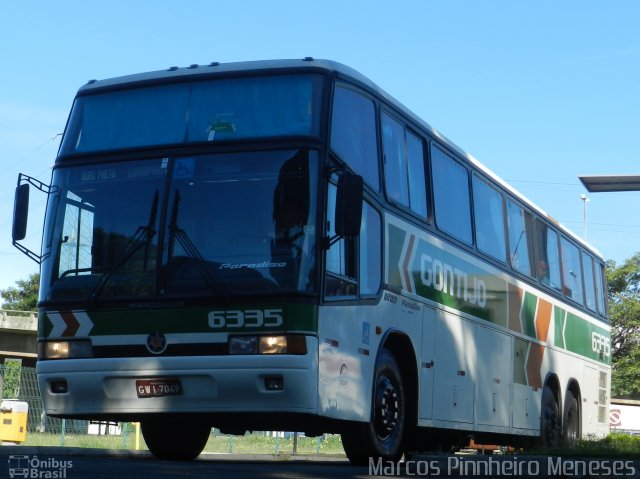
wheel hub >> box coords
[375,377,399,439]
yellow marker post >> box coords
[133,422,141,450]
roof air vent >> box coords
[210,62,220,67]
[168,66,179,71]
[303,57,314,62]
[188,64,199,69]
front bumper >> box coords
[37,337,319,417]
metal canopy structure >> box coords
[579,175,640,192]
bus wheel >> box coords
[141,416,210,460]
[562,390,579,445]
[341,349,406,465]
[540,385,560,446]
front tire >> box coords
[141,415,210,460]
[341,349,406,465]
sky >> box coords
[1,1,639,298]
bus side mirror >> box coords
[12,183,30,242]
[335,173,363,237]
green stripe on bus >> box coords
[43,303,318,337]
[513,337,529,385]
[564,311,610,364]
[554,306,566,349]
[387,223,406,289]
[521,292,537,340]
[385,221,610,365]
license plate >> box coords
[136,378,182,398]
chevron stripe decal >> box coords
[48,310,94,337]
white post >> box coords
[580,194,589,241]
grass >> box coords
[22,432,134,449]
[21,427,347,456]
[523,433,640,459]
[203,433,345,455]
[21,429,640,459]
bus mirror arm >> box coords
[12,173,52,264]
[324,173,363,249]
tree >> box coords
[2,359,22,399]
[607,254,640,398]
[0,273,40,311]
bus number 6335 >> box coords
[208,309,284,328]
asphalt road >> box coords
[1,447,640,479]
[0,448,367,479]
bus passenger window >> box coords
[360,202,381,296]
[431,144,472,244]
[381,113,428,217]
[561,238,584,304]
[330,86,379,190]
[506,200,533,276]
[582,252,597,312]
[472,175,506,262]
[594,262,606,315]
[534,221,562,291]
[382,113,409,206]
[406,131,428,217]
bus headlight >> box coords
[260,335,307,355]
[259,336,288,354]
[229,335,307,355]
[39,340,93,360]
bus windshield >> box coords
[60,74,323,155]
[41,149,319,302]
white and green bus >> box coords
[13,58,610,463]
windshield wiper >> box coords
[166,189,221,295]
[90,191,159,302]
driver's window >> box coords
[325,180,381,299]
[325,181,357,297]
[60,191,94,276]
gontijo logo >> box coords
[420,254,487,308]
[392,228,488,310]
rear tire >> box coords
[341,349,406,465]
[562,390,580,445]
[540,385,561,446]
[141,416,210,460]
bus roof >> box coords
[78,58,602,259]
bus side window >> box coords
[325,180,357,298]
[431,144,472,244]
[330,85,379,190]
[506,200,533,276]
[406,131,428,218]
[582,252,598,312]
[534,220,562,291]
[560,237,585,304]
[472,175,506,262]
[382,113,409,206]
[360,201,382,296]
[381,112,428,218]
[594,261,607,316]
